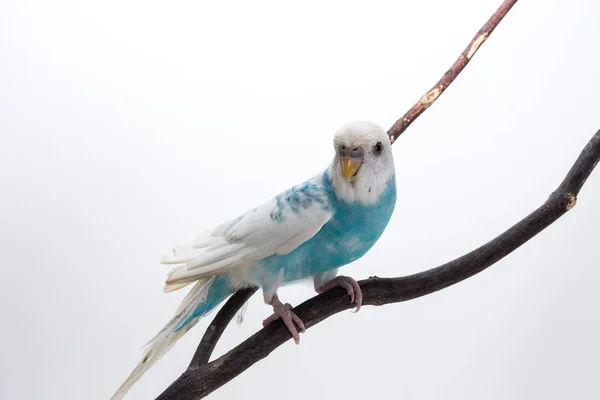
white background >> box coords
[1,1,599,399]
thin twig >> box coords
[157,129,600,400]
[387,0,518,143]
[176,0,521,375]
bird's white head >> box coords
[327,121,395,205]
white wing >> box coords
[161,177,332,291]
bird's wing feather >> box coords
[162,178,332,290]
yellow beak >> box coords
[341,157,362,181]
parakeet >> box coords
[112,120,397,399]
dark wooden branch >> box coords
[158,130,600,400]
[188,287,258,368]
[171,0,522,378]
[387,0,518,143]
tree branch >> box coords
[187,287,258,368]
[387,0,518,143]
[158,130,600,399]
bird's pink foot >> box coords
[316,275,363,312]
[262,295,305,344]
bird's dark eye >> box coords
[373,142,383,155]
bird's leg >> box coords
[262,294,306,344]
[315,275,363,312]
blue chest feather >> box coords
[259,172,396,283]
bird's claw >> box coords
[263,297,305,344]
[317,275,363,312]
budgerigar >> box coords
[112,121,397,399]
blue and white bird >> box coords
[112,121,397,399]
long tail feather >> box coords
[111,277,218,400]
